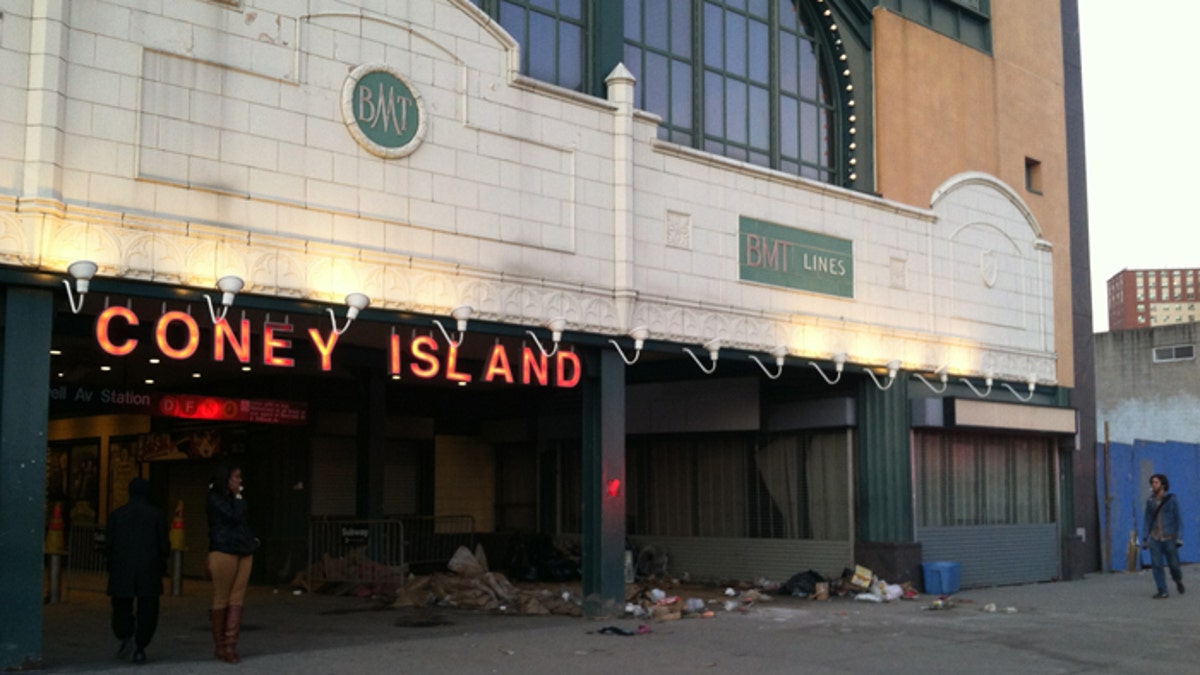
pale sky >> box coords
[1078,2,1200,332]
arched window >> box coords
[624,0,841,183]
[473,0,854,187]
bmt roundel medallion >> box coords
[341,63,426,159]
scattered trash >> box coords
[855,593,883,603]
[598,626,637,636]
[683,598,706,613]
[724,587,737,597]
[983,603,997,613]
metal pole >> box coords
[47,554,62,604]
[171,550,183,596]
[1103,422,1112,573]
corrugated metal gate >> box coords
[917,524,1059,588]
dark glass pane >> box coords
[704,71,724,136]
[704,138,723,154]
[658,126,671,140]
[670,129,692,145]
[799,37,817,99]
[727,146,747,161]
[727,12,746,76]
[749,19,768,83]
[704,3,723,67]
[781,159,799,174]
[531,0,556,11]
[671,60,692,127]
[646,0,669,50]
[672,0,692,52]
[500,2,527,54]
[727,0,746,11]
[800,102,817,163]
[749,151,769,168]
[749,85,768,148]
[780,33,797,94]
[780,96,798,158]
[559,23,583,90]
[559,0,583,20]
[726,78,746,144]
[624,0,641,39]
[801,165,820,180]
[748,0,769,19]
[818,67,830,104]
[645,52,670,121]
[529,12,556,82]
[624,44,642,79]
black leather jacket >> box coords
[206,490,256,556]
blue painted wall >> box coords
[1097,440,1200,571]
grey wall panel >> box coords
[917,524,1060,588]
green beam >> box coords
[855,376,914,542]
[0,287,54,669]
[580,349,625,617]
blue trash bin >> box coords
[921,561,961,595]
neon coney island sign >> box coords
[92,306,582,388]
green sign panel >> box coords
[342,64,425,159]
[739,216,853,298]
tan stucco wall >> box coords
[873,4,1074,386]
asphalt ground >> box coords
[31,566,1199,674]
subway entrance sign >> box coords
[739,216,853,298]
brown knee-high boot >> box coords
[210,608,229,661]
[223,605,243,664]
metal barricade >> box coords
[65,524,108,596]
[395,515,475,574]
[306,519,406,589]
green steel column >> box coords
[0,287,54,669]
[855,376,914,542]
[580,349,625,617]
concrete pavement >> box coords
[36,567,1198,674]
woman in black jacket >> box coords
[206,465,255,664]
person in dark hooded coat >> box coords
[105,477,168,664]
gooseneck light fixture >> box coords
[527,317,566,357]
[1002,375,1038,402]
[610,326,649,365]
[865,360,901,391]
[683,338,721,375]
[205,275,245,324]
[810,352,847,385]
[63,260,98,314]
[328,292,370,335]
[749,345,788,380]
[914,366,949,394]
[962,372,994,398]
[433,305,473,347]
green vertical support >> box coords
[855,376,913,542]
[0,287,53,670]
[590,1,625,98]
[581,349,625,617]
[357,367,386,519]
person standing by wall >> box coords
[1143,473,1185,599]
[206,465,256,664]
[105,477,168,664]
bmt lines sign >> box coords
[739,216,853,298]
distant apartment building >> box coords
[1107,268,1200,330]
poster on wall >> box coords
[134,429,224,461]
[46,442,100,530]
[107,437,140,514]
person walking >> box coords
[105,477,168,664]
[1142,473,1185,599]
[206,465,256,664]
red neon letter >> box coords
[483,343,514,383]
[555,350,581,388]
[389,333,402,376]
[522,347,548,386]
[95,305,138,356]
[155,311,200,360]
[409,335,440,379]
[262,322,295,367]
[444,343,473,383]
[307,328,339,372]
[214,318,252,363]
